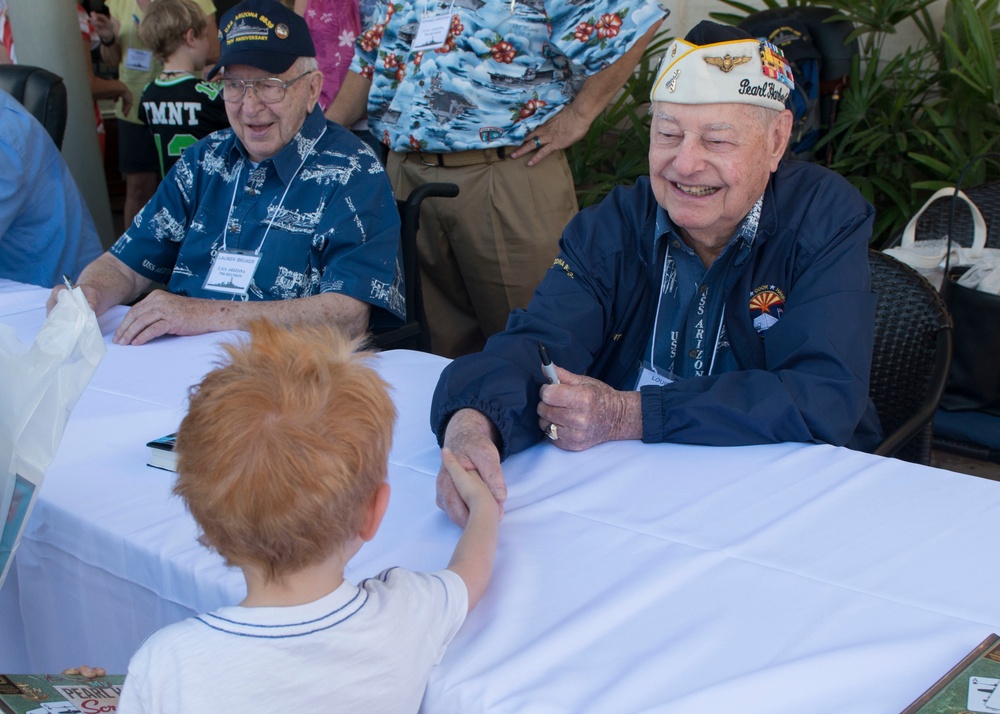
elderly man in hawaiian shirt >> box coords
[48,0,402,345]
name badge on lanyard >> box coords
[125,47,153,72]
[411,14,451,50]
[203,249,261,296]
[635,359,675,389]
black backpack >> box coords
[739,6,858,163]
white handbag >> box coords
[884,187,990,289]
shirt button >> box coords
[700,284,709,294]
[688,349,698,358]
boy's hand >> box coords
[442,448,501,523]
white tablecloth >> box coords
[2,279,999,713]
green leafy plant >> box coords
[567,33,672,208]
[712,0,1000,245]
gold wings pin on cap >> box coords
[703,54,752,73]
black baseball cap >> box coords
[207,0,315,80]
[684,20,754,45]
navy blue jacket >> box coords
[432,161,883,459]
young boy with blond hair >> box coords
[117,321,499,713]
[137,0,228,177]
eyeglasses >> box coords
[218,71,312,104]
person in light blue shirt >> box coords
[47,0,403,346]
[0,89,102,288]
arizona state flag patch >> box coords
[750,284,785,333]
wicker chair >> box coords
[869,249,953,464]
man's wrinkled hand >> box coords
[510,104,590,166]
[46,284,100,315]
[436,409,505,527]
[537,366,642,451]
[441,447,501,522]
[114,290,221,345]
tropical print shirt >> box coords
[111,107,404,318]
[350,0,667,153]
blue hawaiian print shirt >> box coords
[351,0,667,152]
[111,106,404,319]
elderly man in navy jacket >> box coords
[431,21,882,526]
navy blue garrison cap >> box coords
[208,0,315,79]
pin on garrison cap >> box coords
[207,0,315,80]
[650,20,795,112]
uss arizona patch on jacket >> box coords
[750,284,785,333]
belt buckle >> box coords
[419,152,444,167]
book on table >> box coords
[146,432,177,472]
[0,673,124,714]
[902,633,1000,713]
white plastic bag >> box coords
[884,187,1000,289]
[955,252,1000,295]
[0,287,106,587]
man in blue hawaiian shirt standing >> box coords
[328,0,667,358]
[48,0,403,346]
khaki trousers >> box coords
[387,148,578,357]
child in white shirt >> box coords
[117,320,499,713]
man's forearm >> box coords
[614,390,644,442]
[325,71,371,127]
[195,292,371,337]
[76,253,152,315]
[98,39,122,68]
[569,21,663,124]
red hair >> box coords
[174,320,396,581]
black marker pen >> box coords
[537,341,560,384]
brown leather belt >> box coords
[397,146,512,168]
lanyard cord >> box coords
[220,126,327,255]
[424,0,457,18]
[126,0,138,53]
[649,243,729,377]
[706,306,725,376]
[650,195,762,377]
